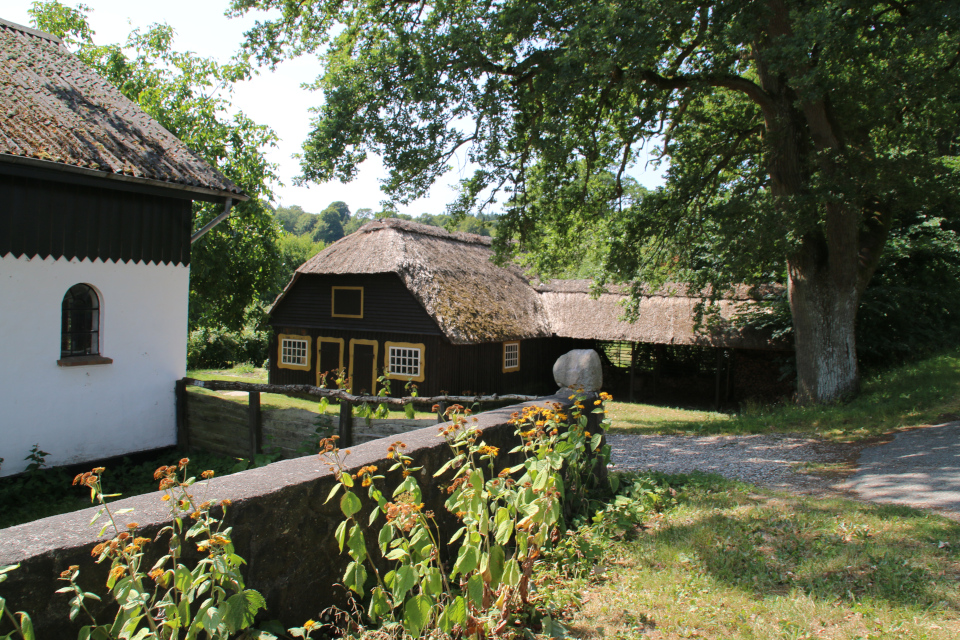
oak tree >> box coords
[232,0,960,402]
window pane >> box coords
[61,284,99,357]
[281,338,309,365]
[389,346,421,376]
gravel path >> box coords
[606,433,863,494]
[838,423,960,512]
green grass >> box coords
[553,474,960,639]
[187,366,439,418]
[605,350,960,441]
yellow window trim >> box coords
[277,333,312,371]
[331,286,364,318]
[316,337,345,387]
[502,341,521,373]
[348,338,379,395]
[384,341,426,383]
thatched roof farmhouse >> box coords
[268,218,789,403]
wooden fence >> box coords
[175,378,539,460]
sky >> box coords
[5,0,666,217]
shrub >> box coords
[187,327,269,370]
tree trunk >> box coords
[787,240,861,404]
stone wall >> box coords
[0,390,601,638]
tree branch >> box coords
[635,69,775,113]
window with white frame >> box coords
[388,345,421,378]
[503,341,520,372]
[281,337,309,367]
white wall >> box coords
[0,254,189,476]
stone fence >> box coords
[0,390,601,638]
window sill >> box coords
[57,355,114,367]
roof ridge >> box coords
[0,17,62,45]
[358,217,493,245]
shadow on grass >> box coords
[643,490,960,610]
[608,350,960,441]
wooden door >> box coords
[316,338,344,387]
[349,340,378,395]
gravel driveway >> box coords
[606,433,864,494]
[608,424,960,517]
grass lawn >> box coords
[604,350,960,442]
[187,366,438,419]
[550,474,960,640]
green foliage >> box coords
[274,205,307,234]
[231,0,960,401]
[317,392,612,638]
[273,232,326,294]
[186,325,269,370]
[30,1,281,332]
[67,462,263,639]
[857,211,960,367]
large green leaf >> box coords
[340,491,362,518]
[343,561,367,597]
[451,544,479,577]
[222,590,266,633]
[466,574,484,609]
[438,596,466,633]
[403,595,433,638]
[392,565,417,601]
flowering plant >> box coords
[53,460,264,639]
[320,390,610,638]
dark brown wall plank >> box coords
[0,172,192,266]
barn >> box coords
[268,218,584,397]
[268,218,790,402]
[0,18,244,475]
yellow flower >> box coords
[161,494,171,502]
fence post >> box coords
[436,401,448,424]
[175,378,189,451]
[339,402,354,447]
[248,391,261,460]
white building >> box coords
[0,18,245,476]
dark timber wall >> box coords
[0,171,193,266]
[269,273,577,396]
[270,273,440,335]
[268,329,576,397]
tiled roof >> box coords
[0,18,244,199]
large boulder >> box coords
[553,349,603,392]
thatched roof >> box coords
[536,280,785,350]
[276,219,786,350]
[0,18,244,201]
[288,218,551,344]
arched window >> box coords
[61,284,100,358]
